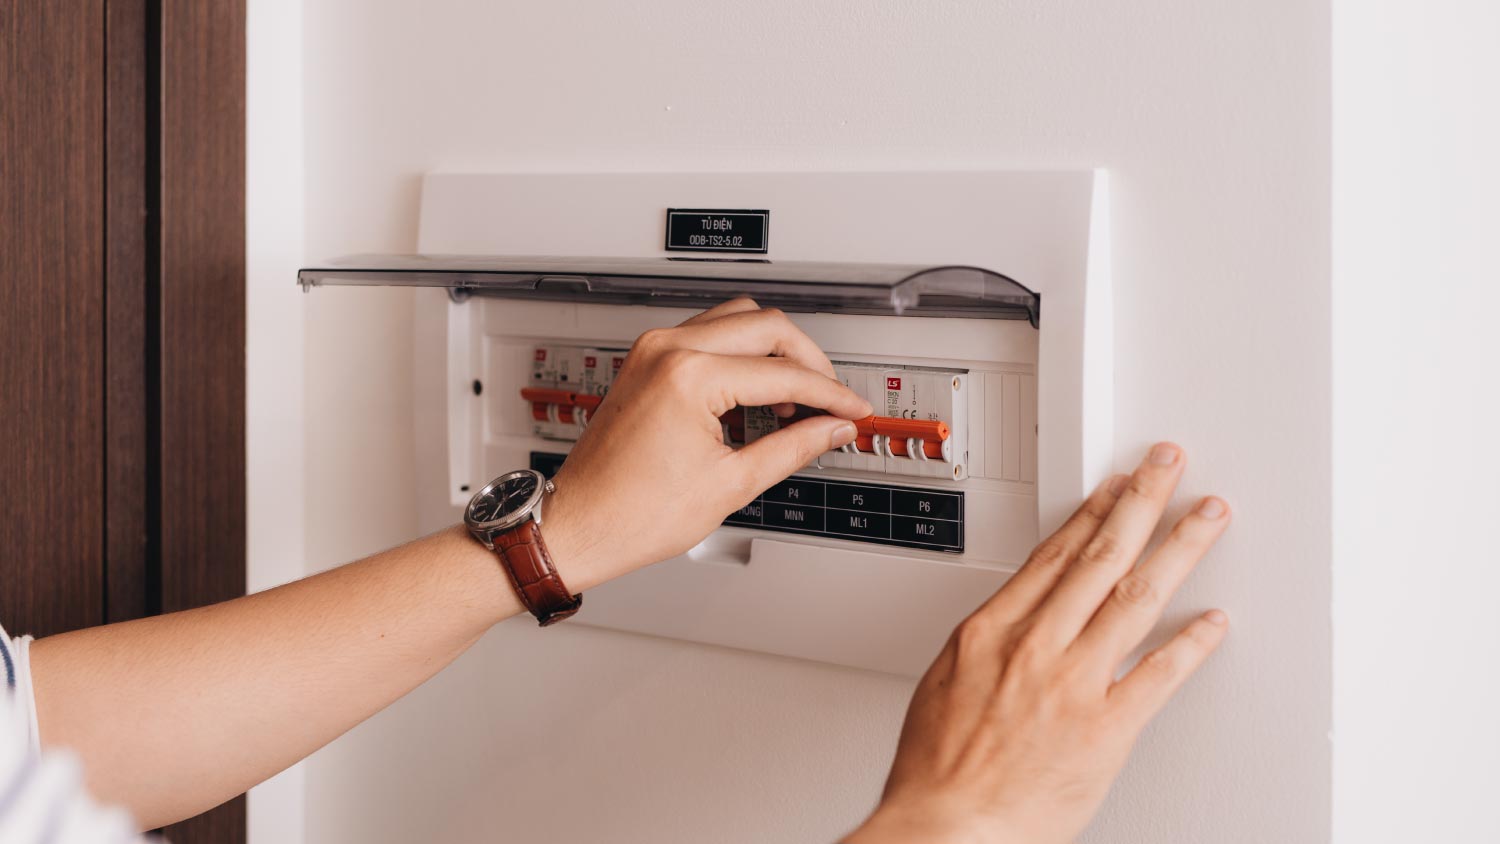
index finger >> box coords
[666,308,839,379]
[677,296,761,326]
[699,354,871,420]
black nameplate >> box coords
[725,476,964,553]
[665,208,769,254]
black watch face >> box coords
[469,472,540,525]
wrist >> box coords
[441,524,526,628]
[845,802,1017,844]
[537,480,611,593]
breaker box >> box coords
[299,171,1111,676]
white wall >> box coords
[246,0,306,842]
[279,1,1334,842]
[1332,1,1500,840]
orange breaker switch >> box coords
[571,393,603,424]
[522,387,578,425]
[521,387,577,405]
[887,439,947,460]
[522,387,607,427]
[849,415,951,460]
[871,416,950,441]
[773,410,952,460]
[875,416,949,459]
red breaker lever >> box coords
[521,387,577,405]
[521,387,609,426]
[787,411,950,460]
[521,387,580,424]
[856,415,949,459]
[870,416,949,442]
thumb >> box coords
[730,416,858,498]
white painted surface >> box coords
[1331,1,1500,840]
[283,1,1333,842]
[245,1,307,842]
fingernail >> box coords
[1197,497,1226,519]
[1107,474,1130,496]
[1149,443,1180,466]
[830,422,858,450]
[1204,609,1229,626]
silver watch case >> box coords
[464,469,554,549]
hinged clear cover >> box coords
[298,255,1040,325]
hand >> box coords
[542,298,872,590]
[847,443,1231,844]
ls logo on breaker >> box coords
[584,356,597,368]
[534,349,548,362]
[886,377,902,391]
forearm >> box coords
[30,525,531,829]
[23,300,871,831]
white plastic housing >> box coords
[399,171,1111,677]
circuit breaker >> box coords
[523,345,626,439]
[521,346,986,550]
[525,350,970,472]
[299,170,1110,676]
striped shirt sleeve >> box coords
[0,622,153,843]
[1,623,39,758]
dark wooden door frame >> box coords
[1,1,107,637]
[104,0,153,626]
[152,3,247,836]
[3,2,246,841]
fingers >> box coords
[731,416,859,501]
[677,296,761,326]
[700,354,872,420]
[649,301,849,418]
[968,475,1127,625]
[1108,610,1228,724]
[664,308,839,379]
[1071,496,1231,672]
[1027,443,1188,651]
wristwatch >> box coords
[464,469,582,626]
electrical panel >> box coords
[299,170,1111,677]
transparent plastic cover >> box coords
[298,254,1040,325]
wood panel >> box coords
[104,0,152,624]
[157,0,246,611]
[157,1,247,839]
[3,3,249,838]
[0,3,106,638]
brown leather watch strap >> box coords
[494,519,581,626]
